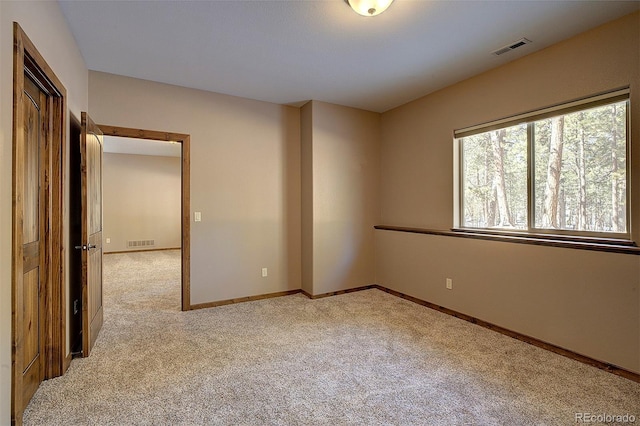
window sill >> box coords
[374,225,640,255]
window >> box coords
[456,89,629,239]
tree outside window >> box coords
[459,96,628,238]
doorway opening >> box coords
[95,125,190,311]
[102,136,182,317]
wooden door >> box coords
[13,23,68,424]
[19,73,47,410]
[80,112,104,357]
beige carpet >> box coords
[24,250,639,425]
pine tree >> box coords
[542,116,564,228]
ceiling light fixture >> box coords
[347,0,394,17]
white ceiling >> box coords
[59,1,639,113]
[103,136,182,158]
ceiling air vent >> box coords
[492,38,532,56]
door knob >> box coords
[74,245,87,251]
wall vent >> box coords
[127,239,155,248]
[492,38,532,56]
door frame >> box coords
[12,22,67,423]
[98,125,191,311]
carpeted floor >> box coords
[23,250,639,425]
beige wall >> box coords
[377,12,640,373]
[0,1,89,422]
[303,101,380,295]
[301,102,314,294]
[103,152,182,252]
[89,72,302,304]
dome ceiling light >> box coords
[347,0,395,17]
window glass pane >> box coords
[533,101,627,233]
[461,124,527,230]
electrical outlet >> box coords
[262,268,268,277]
[446,278,453,290]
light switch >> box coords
[194,212,202,222]
[106,238,111,244]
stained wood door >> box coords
[13,23,68,424]
[19,73,47,409]
[80,112,104,357]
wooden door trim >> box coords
[12,22,67,424]
[97,125,191,311]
